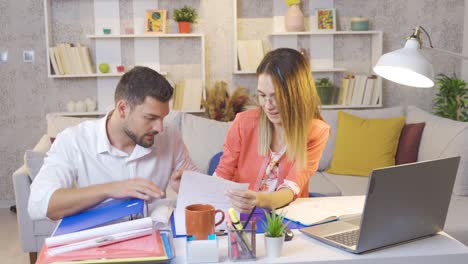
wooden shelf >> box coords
[269,31,383,36]
[49,71,167,79]
[321,104,383,109]
[87,33,204,39]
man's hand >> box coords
[106,178,164,201]
[170,170,184,193]
[226,189,257,213]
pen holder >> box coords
[227,223,256,261]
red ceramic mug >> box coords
[185,204,225,240]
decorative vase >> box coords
[178,22,191,33]
[285,4,305,32]
[66,100,76,112]
[264,235,284,258]
[75,100,87,112]
[84,97,97,112]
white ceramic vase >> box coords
[264,235,284,258]
[84,97,97,112]
[66,100,76,112]
[285,4,305,32]
[75,100,87,112]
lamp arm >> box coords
[423,47,468,61]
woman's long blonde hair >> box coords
[256,48,322,170]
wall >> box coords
[0,0,464,204]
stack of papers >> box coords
[36,198,174,264]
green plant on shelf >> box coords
[315,77,333,88]
[433,73,468,122]
[173,5,198,23]
[285,0,301,6]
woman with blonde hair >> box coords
[215,48,330,212]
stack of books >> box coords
[337,74,380,106]
[36,198,174,264]
[49,43,94,75]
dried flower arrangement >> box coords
[203,81,251,122]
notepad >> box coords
[276,196,365,226]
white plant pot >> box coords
[264,235,284,258]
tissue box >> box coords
[186,234,219,263]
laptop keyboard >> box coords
[324,229,360,247]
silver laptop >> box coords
[300,156,460,253]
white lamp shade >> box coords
[373,39,435,88]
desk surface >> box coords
[172,230,468,264]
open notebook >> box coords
[276,196,365,226]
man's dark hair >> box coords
[114,66,173,107]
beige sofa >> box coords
[13,106,468,261]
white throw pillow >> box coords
[46,114,96,138]
[24,150,46,181]
[406,106,468,196]
[319,106,405,171]
[180,114,232,173]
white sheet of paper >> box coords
[276,196,365,226]
[174,171,249,236]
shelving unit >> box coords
[44,0,206,112]
[233,0,383,109]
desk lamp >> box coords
[373,26,468,88]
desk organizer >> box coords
[227,223,256,261]
[186,234,219,263]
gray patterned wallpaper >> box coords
[0,0,464,204]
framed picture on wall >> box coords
[316,9,336,31]
[145,9,167,33]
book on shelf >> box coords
[350,74,368,105]
[173,78,203,111]
[362,75,377,105]
[237,40,264,72]
[276,196,365,226]
[344,74,355,105]
[50,43,94,75]
[49,47,62,75]
[371,78,381,105]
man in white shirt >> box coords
[28,66,198,220]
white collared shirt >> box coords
[28,114,198,220]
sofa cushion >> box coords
[180,113,232,173]
[406,106,468,196]
[24,150,46,181]
[46,114,96,138]
[395,122,425,165]
[319,106,405,171]
[309,172,342,197]
[323,172,369,196]
[326,111,406,176]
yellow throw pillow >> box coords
[326,111,406,176]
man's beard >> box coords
[123,125,158,148]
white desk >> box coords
[171,230,468,263]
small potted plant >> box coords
[173,5,198,34]
[433,74,468,122]
[315,77,335,105]
[262,209,289,258]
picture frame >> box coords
[316,9,336,31]
[145,9,167,34]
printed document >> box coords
[174,171,249,236]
